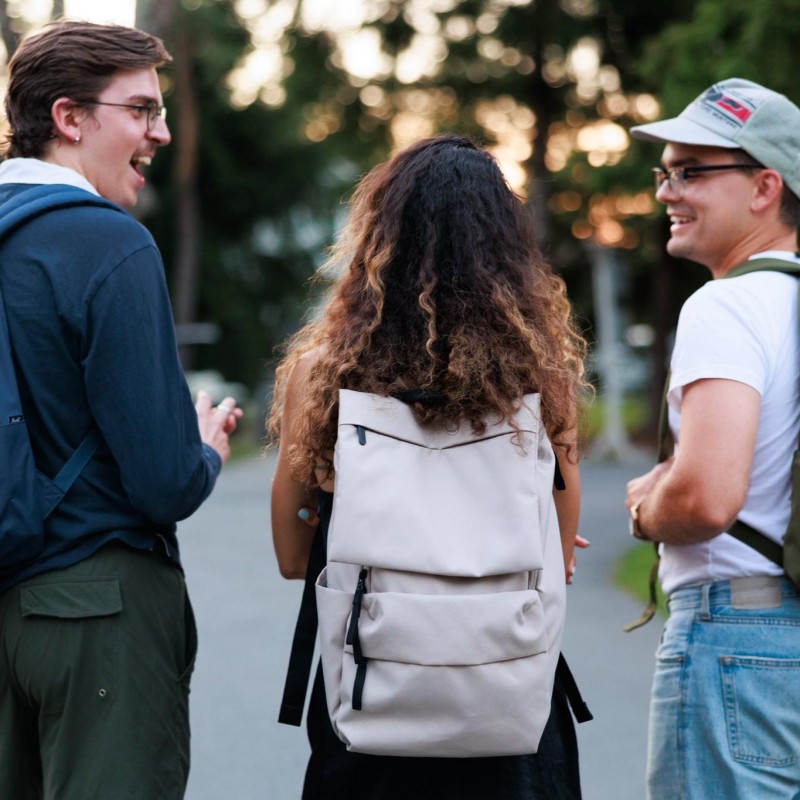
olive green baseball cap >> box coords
[631,78,800,199]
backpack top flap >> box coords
[336,388,541,447]
[329,389,556,576]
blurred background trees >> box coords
[2,0,800,448]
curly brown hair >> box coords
[268,134,589,486]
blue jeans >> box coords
[647,576,800,800]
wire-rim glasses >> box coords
[652,164,762,197]
[90,101,167,131]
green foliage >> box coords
[624,0,800,438]
[137,0,710,396]
[106,0,800,399]
[12,0,778,403]
[139,0,800,422]
[639,0,800,111]
[142,0,359,389]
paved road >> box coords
[180,450,661,799]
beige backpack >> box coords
[314,388,567,757]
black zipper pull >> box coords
[346,568,368,646]
[346,568,369,711]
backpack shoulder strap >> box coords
[724,256,800,569]
[0,184,122,242]
[278,492,330,726]
[726,257,800,279]
[556,654,593,723]
[0,185,123,502]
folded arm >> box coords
[626,378,760,545]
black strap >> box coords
[278,517,326,726]
[556,653,592,724]
[727,519,784,568]
[554,458,566,491]
[352,661,368,711]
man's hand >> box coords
[195,390,244,464]
[625,458,674,514]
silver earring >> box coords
[74,135,81,144]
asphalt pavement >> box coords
[179,448,662,800]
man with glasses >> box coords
[625,78,800,798]
[0,20,241,799]
[91,99,168,129]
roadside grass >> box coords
[614,541,668,619]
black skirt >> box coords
[302,661,583,800]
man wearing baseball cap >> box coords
[624,79,800,799]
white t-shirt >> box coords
[659,251,800,594]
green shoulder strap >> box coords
[725,257,800,280]
[724,258,800,585]
[625,257,800,632]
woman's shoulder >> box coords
[299,344,327,367]
[289,345,327,386]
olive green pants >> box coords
[0,542,197,800]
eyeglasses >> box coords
[652,164,761,197]
[90,101,167,131]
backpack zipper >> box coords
[346,567,369,710]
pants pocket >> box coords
[20,578,122,619]
[720,655,800,767]
[18,578,122,718]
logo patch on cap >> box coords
[700,87,754,128]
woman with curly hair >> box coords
[268,134,589,799]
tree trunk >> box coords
[171,25,202,370]
[524,0,559,249]
[135,0,201,370]
[647,225,673,444]
[0,0,20,60]
[135,0,177,37]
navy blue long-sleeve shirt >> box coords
[0,182,220,589]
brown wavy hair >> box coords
[268,134,588,486]
[4,20,171,159]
